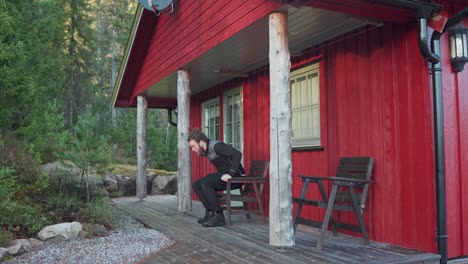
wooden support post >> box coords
[269,12,294,247]
[177,69,192,212]
[136,95,148,200]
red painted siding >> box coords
[123,0,468,258]
[130,0,280,101]
[438,2,468,258]
[190,21,443,254]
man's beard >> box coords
[199,148,206,156]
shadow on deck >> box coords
[112,195,440,264]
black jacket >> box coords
[205,140,245,177]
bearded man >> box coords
[188,128,245,227]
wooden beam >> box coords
[177,69,192,212]
[269,12,294,247]
[136,95,148,200]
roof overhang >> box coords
[112,0,441,109]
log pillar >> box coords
[177,69,192,212]
[136,95,148,200]
[269,12,294,247]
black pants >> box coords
[192,172,243,212]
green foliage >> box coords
[0,200,51,237]
[0,227,14,247]
[16,100,70,163]
[47,167,80,198]
[0,144,40,185]
[83,223,107,238]
[0,167,16,202]
[77,198,116,229]
[46,194,81,223]
[57,105,111,202]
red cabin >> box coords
[113,0,468,261]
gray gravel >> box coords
[8,207,175,264]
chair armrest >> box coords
[329,177,370,183]
[298,175,334,182]
[228,177,267,183]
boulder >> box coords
[42,160,81,175]
[103,174,119,192]
[5,239,28,256]
[0,247,9,259]
[151,175,177,195]
[103,174,126,197]
[38,222,83,242]
[28,238,43,249]
[121,176,136,196]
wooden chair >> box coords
[219,160,269,225]
[293,157,374,249]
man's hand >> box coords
[221,174,232,182]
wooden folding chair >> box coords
[293,157,374,249]
[219,160,269,225]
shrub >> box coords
[0,200,50,238]
[47,167,79,197]
[0,167,16,201]
[0,228,14,247]
[0,144,40,185]
[45,194,81,223]
[82,223,107,238]
[77,198,116,229]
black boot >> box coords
[202,213,225,227]
[197,210,214,224]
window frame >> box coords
[201,97,221,141]
[290,61,323,150]
[223,86,243,155]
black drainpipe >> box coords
[429,7,468,263]
[167,108,177,127]
[414,4,450,263]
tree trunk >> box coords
[136,95,148,200]
[269,12,294,247]
[177,69,192,212]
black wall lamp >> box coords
[449,27,468,73]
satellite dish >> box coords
[152,0,173,11]
[139,0,175,15]
[139,0,153,11]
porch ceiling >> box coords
[142,6,380,101]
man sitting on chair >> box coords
[188,128,245,227]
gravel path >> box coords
[8,207,175,264]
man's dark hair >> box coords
[187,128,208,143]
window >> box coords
[291,63,321,148]
[223,87,243,153]
[202,98,220,140]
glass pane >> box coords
[464,34,468,57]
[456,34,464,57]
[290,63,320,146]
[313,107,320,137]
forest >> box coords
[0,0,177,244]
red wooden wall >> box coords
[437,1,468,258]
[190,22,441,254]
[137,0,468,258]
[130,0,280,101]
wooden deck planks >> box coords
[113,195,440,264]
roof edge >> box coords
[111,5,144,108]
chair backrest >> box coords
[335,157,374,210]
[243,160,269,194]
[247,160,270,178]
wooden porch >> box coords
[112,195,440,264]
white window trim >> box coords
[223,87,243,155]
[201,97,220,141]
[291,63,321,148]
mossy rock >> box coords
[105,164,176,177]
